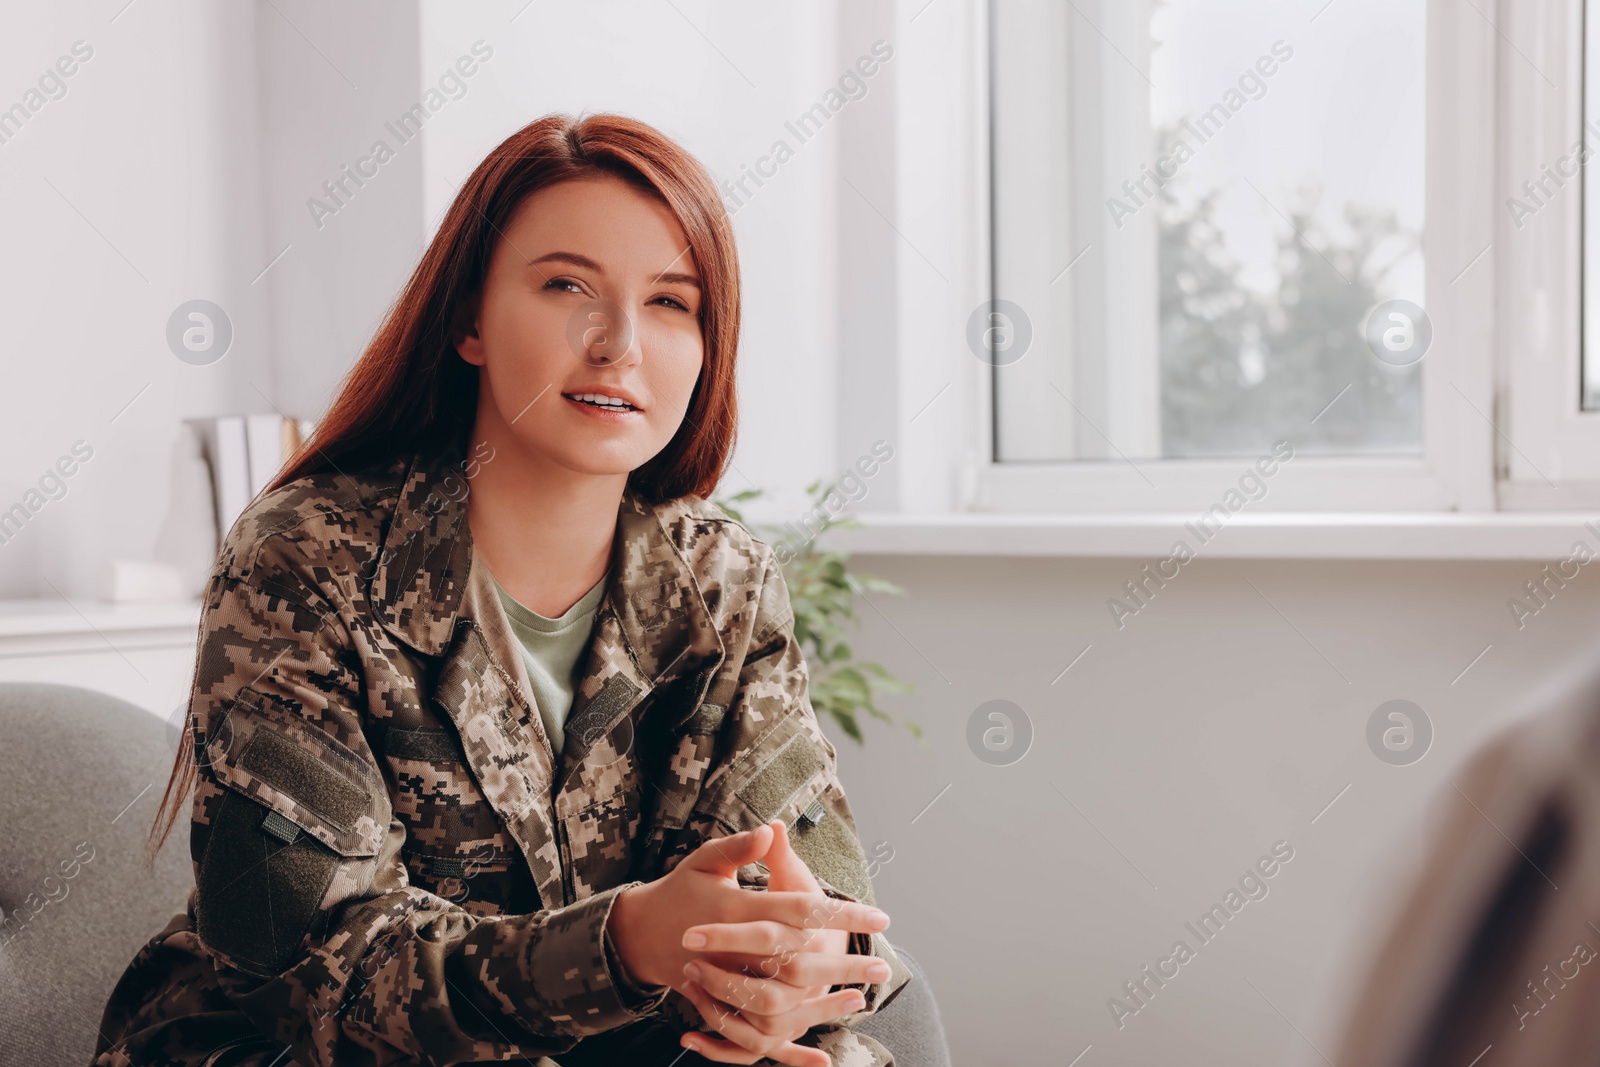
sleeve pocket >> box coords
[202,686,387,857]
[195,687,389,977]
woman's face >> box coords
[456,174,705,481]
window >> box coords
[968,0,1528,512]
[1501,0,1600,505]
[993,0,1426,464]
[1585,0,1600,413]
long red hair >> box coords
[270,110,741,500]
[148,113,741,860]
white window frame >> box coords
[890,0,1512,516]
[1500,0,1600,506]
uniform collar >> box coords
[367,446,474,658]
[368,442,725,703]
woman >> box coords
[91,113,913,1067]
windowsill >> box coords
[814,512,1600,561]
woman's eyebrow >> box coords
[529,251,602,274]
[528,250,700,289]
[651,269,701,289]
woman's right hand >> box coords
[605,823,889,993]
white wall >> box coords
[0,1,271,599]
[832,553,1600,1064]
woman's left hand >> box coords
[677,820,892,1066]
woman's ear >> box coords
[453,294,485,366]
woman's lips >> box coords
[562,394,642,421]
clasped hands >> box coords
[607,819,892,1067]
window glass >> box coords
[991,0,1427,460]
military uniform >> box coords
[90,440,912,1067]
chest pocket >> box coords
[382,726,518,876]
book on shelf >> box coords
[104,415,312,604]
[184,414,312,544]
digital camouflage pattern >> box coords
[91,439,912,1067]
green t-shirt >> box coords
[489,568,610,756]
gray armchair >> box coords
[0,682,950,1067]
[0,682,192,1067]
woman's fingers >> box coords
[751,948,894,989]
[679,979,862,1067]
[761,819,822,893]
[678,982,797,1066]
[682,1028,827,1067]
[683,955,877,1023]
[681,922,894,988]
[685,957,805,1016]
[726,890,890,935]
[680,824,775,877]
[683,919,811,957]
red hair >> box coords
[266,111,741,503]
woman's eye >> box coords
[544,278,583,294]
[653,295,690,311]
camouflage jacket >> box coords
[91,441,912,1067]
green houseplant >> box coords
[713,480,921,745]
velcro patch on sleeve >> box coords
[238,726,370,834]
[737,733,824,824]
[792,801,875,906]
[208,686,387,857]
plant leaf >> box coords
[764,489,921,746]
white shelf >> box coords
[814,512,1600,561]
[0,598,203,657]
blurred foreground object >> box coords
[1336,655,1600,1065]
